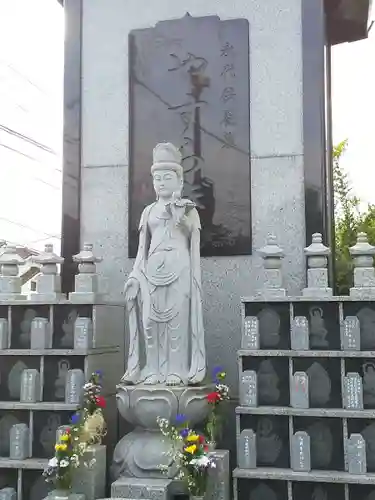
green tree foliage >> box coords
[334,140,375,294]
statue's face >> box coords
[152,169,181,198]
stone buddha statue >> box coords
[122,142,206,386]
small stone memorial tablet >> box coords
[0,488,16,500]
[30,317,51,349]
[237,429,256,469]
[20,369,41,402]
[74,317,93,349]
[291,372,309,409]
[346,434,367,474]
[10,423,30,459]
[291,316,309,350]
[0,318,9,349]
[65,369,85,404]
[291,431,311,472]
[240,370,257,407]
[343,373,363,410]
[242,317,259,350]
[341,316,360,351]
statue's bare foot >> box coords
[143,374,159,385]
[166,374,182,386]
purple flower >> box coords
[175,413,186,424]
[180,428,189,438]
[70,413,80,424]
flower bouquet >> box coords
[71,370,107,448]
[43,429,79,494]
[205,367,230,448]
[157,415,216,498]
[43,371,107,497]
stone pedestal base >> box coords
[350,287,375,300]
[255,289,286,299]
[112,383,212,479]
[35,274,62,296]
[31,292,64,302]
[0,293,26,301]
[111,478,172,500]
[353,267,375,288]
[111,450,229,500]
[302,287,332,298]
[0,276,24,297]
[44,494,86,500]
[69,292,102,303]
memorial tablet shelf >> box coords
[234,297,375,500]
[0,300,123,500]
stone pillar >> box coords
[32,243,65,301]
[73,445,106,500]
[69,243,102,302]
[349,232,375,299]
[0,245,26,300]
[256,235,286,298]
[302,233,332,298]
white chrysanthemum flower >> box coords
[60,459,70,468]
[48,457,58,467]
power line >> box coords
[0,217,60,240]
[0,60,49,96]
[0,142,62,173]
[0,124,57,155]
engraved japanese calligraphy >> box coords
[128,14,251,257]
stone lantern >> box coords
[32,243,65,301]
[69,243,102,302]
[302,233,332,298]
[349,232,375,299]
[257,234,286,298]
[0,244,26,300]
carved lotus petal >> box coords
[130,388,178,429]
[179,386,211,425]
[116,384,212,429]
[116,386,132,423]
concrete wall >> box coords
[80,0,306,391]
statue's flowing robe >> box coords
[123,202,206,384]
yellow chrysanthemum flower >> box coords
[60,434,69,442]
[186,434,199,442]
[185,444,197,454]
[55,443,67,451]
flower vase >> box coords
[206,441,216,452]
[50,489,70,500]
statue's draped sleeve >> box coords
[188,208,206,383]
[122,205,152,382]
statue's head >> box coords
[151,143,183,199]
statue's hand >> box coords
[124,278,139,301]
[176,214,189,229]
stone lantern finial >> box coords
[69,243,102,303]
[256,234,286,298]
[302,233,332,298]
[349,232,375,299]
[32,243,65,301]
[0,244,26,300]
